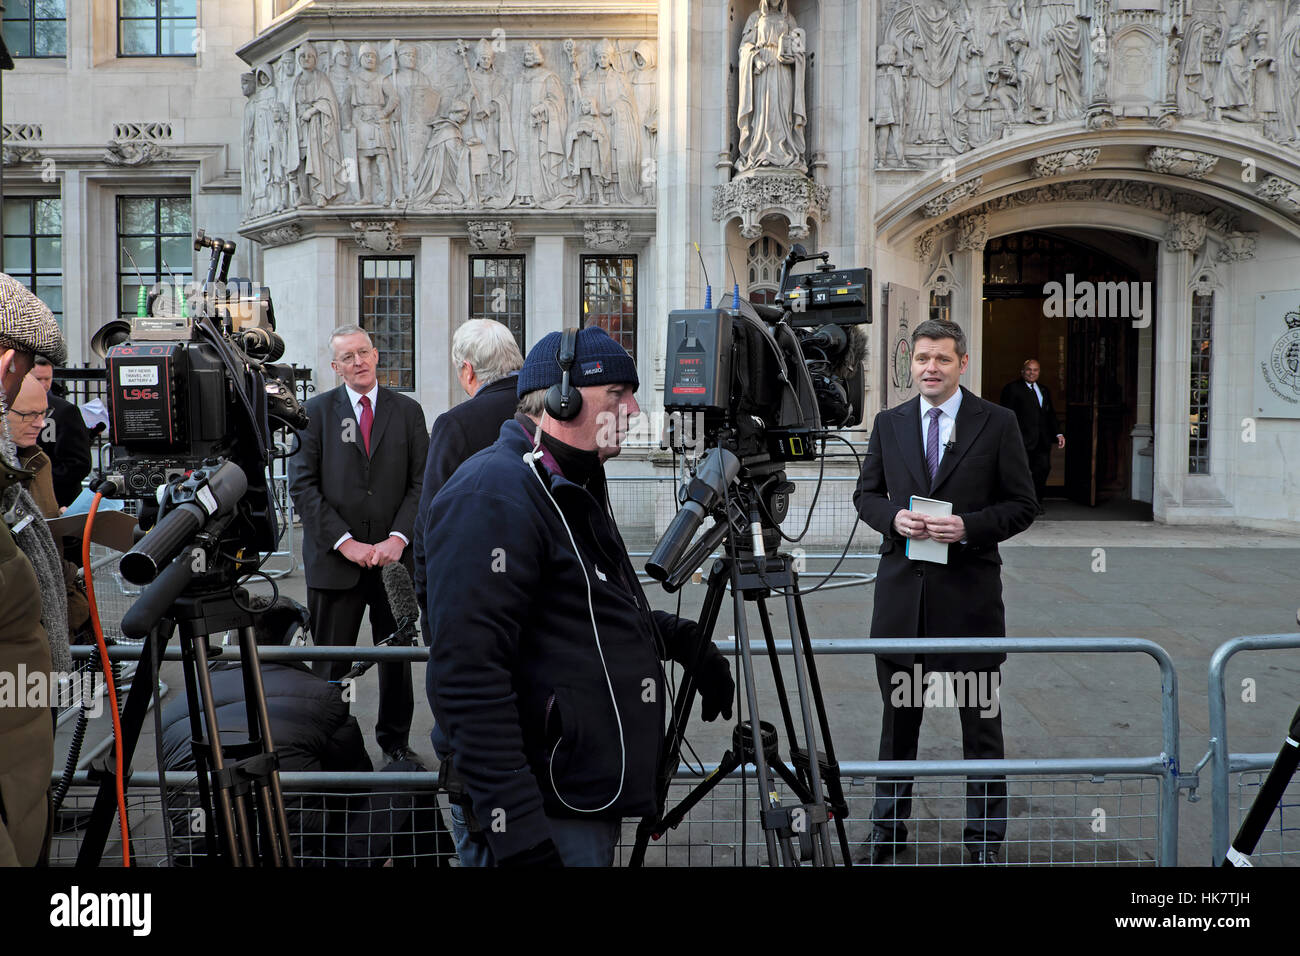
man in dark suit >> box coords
[854,319,1037,865]
[32,356,93,508]
[999,358,1064,516]
[289,325,428,763]
[414,319,523,645]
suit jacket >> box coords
[289,384,429,590]
[413,373,519,605]
[853,386,1037,670]
[999,378,1060,455]
[36,392,93,508]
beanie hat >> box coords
[517,326,639,397]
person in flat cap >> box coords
[0,272,69,866]
[424,326,734,867]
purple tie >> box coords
[926,407,942,483]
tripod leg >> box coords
[1223,703,1300,865]
[755,598,800,773]
[731,561,792,867]
[177,623,218,860]
[782,589,836,867]
[791,586,853,866]
[189,632,253,865]
[238,624,295,866]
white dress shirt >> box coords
[333,382,409,551]
[1029,381,1043,407]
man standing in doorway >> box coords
[999,359,1064,516]
[854,319,1037,865]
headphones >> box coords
[544,327,583,422]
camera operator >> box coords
[0,273,69,866]
[413,319,523,646]
[31,356,92,510]
[424,327,735,867]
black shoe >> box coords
[968,847,1000,865]
[383,745,420,766]
[859,829,904,865]
[1035,504,1046,516]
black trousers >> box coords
[1028,446,1051,504]
[872,656,1007,851]
[308,573,413,754]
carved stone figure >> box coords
[288,44,343,207]
[1282,6,1300,141]
[566,96,613,205]
[588,40,643,202]
[1215,20,1254,122]
[511,42,571,208]
[1039,6,1084,120]
[248,66,289,215]
[240,73,263,217]
[736,0,808,173]
[394,43,440,193]
[1178,2,1224,119]
[889,0,966,151]
[1006,29,1052,123]
[455,38,516,207]
[352,43,401,205]
[1252,28,1279,138]
[632,41,658,198]
[875,43,909,165]
[328,41,354,131]
[412,99,476,207]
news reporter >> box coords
[424,328,734,867]
[0,272,69,866]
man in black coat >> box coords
[414,319,523,646]
[289,325,428,763]
[854,319,1037,865]
[32,357,92,508]
[999,358,1064,515]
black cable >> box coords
[52,643,100,813]
[756,435,829,544]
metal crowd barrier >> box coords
[63,636,1179,866]
[1206,633,1300,866]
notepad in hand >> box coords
[905,495,952,565]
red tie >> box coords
[358,394,373,455]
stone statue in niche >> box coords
[875,43,909,166]
[511,41,571,209]
[352,43,401,205]
[888,0,967,151]
[587,40,642,202]
[412,99,476,207]
[288,43,343,207]
[454,38,516,207]
[566,96,613,205]
[394,43,440,194]
[632,41,658,200]
[736,0,808,173]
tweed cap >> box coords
[0,273,67,364]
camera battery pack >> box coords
[665,309,733,414]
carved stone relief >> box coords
[1145,146,1219,180]
[711,169,830,239]
[877,1,1300,169]
[350,219,401,252]
[583,219,631,249]
[954,212,988,251]
[241,37,658,224]
[1256,175,1300,216]
[1216,231,1257,262]
[467,219,516,251]
[1031,147,1100,178]
[922,177,982,217]
[1165,210,1207,251]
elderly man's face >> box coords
[6,373,47,448]
[331,332,379,393]
[1,348,34,405]
[573,382,641,461]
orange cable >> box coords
[82,492,130,866]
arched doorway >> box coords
[981,228,1156,516]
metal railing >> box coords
[1206,633,1300,865]
[62,635,1180,866]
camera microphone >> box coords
[381,562,420,646]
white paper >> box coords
[905,495,952,565]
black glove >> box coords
[497,838,565,868]
[693,647,735,723]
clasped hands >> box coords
[339,535,406,568]
[893,509,965,544]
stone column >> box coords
[59,169,85,364]
[264,235,340,394]
[1153,242,1195,518]
[417,235,453,414]
[532,235,566,349]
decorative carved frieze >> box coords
[1,147,43,166]
[1256,176,1300,215]
[1165,211,1207,252]
[922,177,982,218]
[582,219,630,250]
[112,122,173,141]
[350,219,401,252]
[103,141,173,166]
[1216,231,1257,262]
[1145,147,1219,180]
[467,220,516,251]
[258,225,303,247]
[712,168,829,239]
[1030,148,1100,179]
[2,124,43,143]
[241,36,658,222]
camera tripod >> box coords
[630,531,852,867]
[1222,701,1300,866]
[78,551,295,867]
